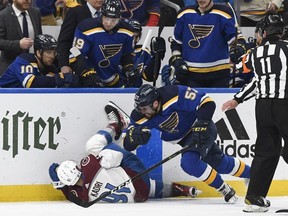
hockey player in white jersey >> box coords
[49,103,201,204]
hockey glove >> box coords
[150,36,166,60]
[124,126,151,151]
[55,72,79,87]
[49,163,65,189]
[125,68,141,87]
[161,64,175,86]
[191,120,213,149]
[229,43,246,64]
[169,55,188,83]
[80,69,103,87]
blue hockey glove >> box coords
[124,126,151,151]
[150,36,166,60]
[49,163,65,189]
[161,64,175,86]
[55,72,79,87]
[169,55,188,82]
[229,43,246,64]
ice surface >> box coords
[0,197,287,216]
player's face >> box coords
[197,0,212,10]
[133,32,141,46]
[88,0,104,10]
[13,0,31,11]
[137,101,158,119]
[102,16,120,31]
[42,50,57,66]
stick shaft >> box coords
[69,143,192,207]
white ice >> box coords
[1,197,287,216]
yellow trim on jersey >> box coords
[136,117,148,125]
[69,57,76,64]
[25,75,36,88]
[83,27,105,36]
[210,9,232,19]
[177,9,196,19]
[118,28,134,37]
[31,63,38,68]
[199,96,213,107]
[162,96,179,111]
[233,160,246,177]
[204,169,217,185]
[188,64,231,73]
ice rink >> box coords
[1,197,287,216]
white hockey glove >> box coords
[99,149,123,169]
[161,64,175,86]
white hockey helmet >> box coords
[57,160,82,186]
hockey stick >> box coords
[276,209,288,213]
[69,143,193,207]
[152,3,171,87]
[227,1,239,87]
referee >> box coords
[222,14,287,213]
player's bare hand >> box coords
[61,66,73,74]
[222,99,239,112]
[20,38,34,50]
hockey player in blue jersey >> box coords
[166,0,246,88]
[49,101,201,204]
[69,0,139,88]
[121,84,251,203]
[124,18,166,87]
[0,34,79,88]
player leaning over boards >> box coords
[119,84,251,203]
[0,34,79,88]
[49,103,201,204]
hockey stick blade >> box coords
[276,209,288,213]
[69,143,193,207]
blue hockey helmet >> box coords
[134,84,160,110]
[101,0,122,18]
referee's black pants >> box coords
[247,99,288,197]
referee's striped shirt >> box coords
[234,38,288,103]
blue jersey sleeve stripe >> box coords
[211,9,232,19]
[83,27,104,36]
[162,95,178,111]
[177,9,196,19]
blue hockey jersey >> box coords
[130,85,213,141]
[0,53,58,88]
[72,18,135,86]
[172,4,239,73]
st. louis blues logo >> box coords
[159,112,179,133]
[188,24,214,48]
[99,44,122,68]
[120,0,143,19]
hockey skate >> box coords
[171,182,202,198]
[217,183,238,204]
[105,101,130,140]
[243,195,270,213]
